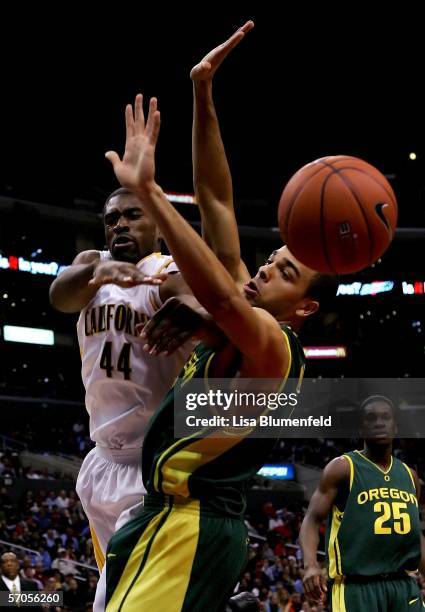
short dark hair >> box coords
[306,273,339,309]
[103,188,132,215]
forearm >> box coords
[49,263,98,313]
[193,81,234,208]
[138,183,240,317]
[193,81,242,276]
[299,517,322,569]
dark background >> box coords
[0,9,424,225]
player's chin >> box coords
[112,245,139,263]
[366,434,394,445]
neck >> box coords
[362,443,393,468]
[278,317,300,332]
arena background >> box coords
[1,10,424,611]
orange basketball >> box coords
[278,156,398,274]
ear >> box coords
[295,299,319,318]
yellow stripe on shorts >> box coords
[332,580,347,612]
[107,499,200,612]
[89,524,105,571]
[106,503,171,612]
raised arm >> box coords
[299,456,350,604]
[105,95,289,377]
[191,22,253,285]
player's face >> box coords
[104,194,159,263]
[243,246,319,321]
[0,553,19,579]
[361,401,396,444]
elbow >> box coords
[49,283,76,314]
[49,283,61,310]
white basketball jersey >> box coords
[76,252,191,449]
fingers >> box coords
[88,272,165,288]
[191,20,254,82]
[105,151,121,168]
[237,20,255,36]
[145,98,160,145]
[138,298,194,355]
[125,103,135,141]
[148,329,192,356]
[303,575,327,604]
[134,93,145,133]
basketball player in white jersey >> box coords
[49,187,194,610]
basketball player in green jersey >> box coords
[300,395,425,611]
[97,23,339,607]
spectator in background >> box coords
[0,552,42,610]
[51,549,77,576]
[22,565,43,590]
[54,491,69,510]
[43,529,57,550]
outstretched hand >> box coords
[136,296,202,356]
[105,94,160,195]
[190,20,254,83]
[88,260,167,289]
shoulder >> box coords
[399,461,420,495]
[321,455,352,486]
[242,310,301,378]
[72,249,101,265]
[137,253,174,274]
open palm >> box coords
[190,21,254,83]
[105,94,160,194]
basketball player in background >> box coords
[300,396,425,611]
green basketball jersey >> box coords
[142,326,305,516]
[326,450,421,578]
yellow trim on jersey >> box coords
[402,462,417,491]
[343,454,354,491]
[156,257,176,275]
[153,427,210,493]
[108,499,200,612]
[106,502,171,612]
[89,524,105,571]
[281,328,293,381]
[328,505,344,579]
[296,363,305,394]
[332,580,347,612]
[148,292,161,313]
[136,251,162,267]
[354,450,393,475]
[204,351,216,382]
[153,327,300,495]
[157,435,244,497]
